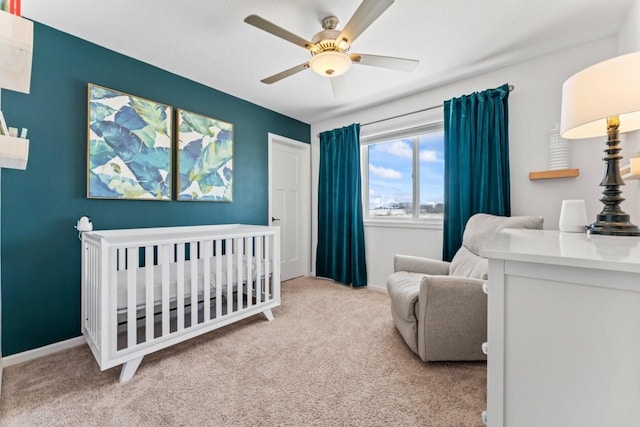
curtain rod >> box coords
[360,84,514,128]
[315,84,515,137]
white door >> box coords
[268,133,310,281]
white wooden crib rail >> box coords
[81,224,280,382]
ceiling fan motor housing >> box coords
[311,29,346,54]
[308,16,352,77]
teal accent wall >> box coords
[0,23,310,355]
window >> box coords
[362,122,444,223]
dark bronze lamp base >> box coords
[588,117,640,237]
[588,213,640,236]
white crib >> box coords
[81,224,280,382]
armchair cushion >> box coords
[449,247,489,280]
[393,255,450,275]
[418,275,487,361]
[387,271,424,354]
[449,214,544,280]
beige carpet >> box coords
[0,277,486,427]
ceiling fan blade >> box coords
[245,15,317,51]
[336,0,394,47]
[330,76,349,99]
[349,53,419,71]
[261,62,310,84]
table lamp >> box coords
[560,52,640,236]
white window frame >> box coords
[361,121,444,229]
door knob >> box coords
[272,217,281,222]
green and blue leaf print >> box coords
[177,109,233,201]
[87,84,172,200]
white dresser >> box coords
[480,229,640,427]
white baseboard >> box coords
[367,283,387,293]
[3,336,85,367]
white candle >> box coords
[631,157,640,176]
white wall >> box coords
[617,0,640,180]
[618,0,640,53]
[311,35,640,289]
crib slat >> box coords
[256,236,262,304]
[85,245,91,337]
[95,246,100,340]
[272,232,280,302]
[86,245,91,336]
[116,248,123,272]
[161,244,170,337]
[145,246,154,342]
[246,237,253,308]
[203,240,212,321]
[215,239,222,318]
[265,235,271,301]
[109,247,119,359]
[237,238,244,311]
[225,239,232,314]
[190,241,198,327]
[92,245,97,340]
[176,243,185,331]
[126,248,138,349]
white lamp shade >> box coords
[309,51,352,77]
[0,11,33,94]
[560,52,640,139]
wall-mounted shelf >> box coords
[0,134,29,169]
[621,163,640,180]
[529,168,579,180]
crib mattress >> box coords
[116,255,265,311]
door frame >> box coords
[268,133,311,278]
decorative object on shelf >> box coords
[560,52,640,236]
[0,9,32,93]
[0,0,21,16]
[621,152,640,181]
[176,109,233,202]
[528,168,579,180]
[0,110,8,135]
[548,123,570,170]
[87,83,173,200]
[0,133,28,169]
[631,156,640,175]
[559,199,588,233]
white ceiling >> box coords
[22,0,631,124]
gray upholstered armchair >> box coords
[387,213,543,361]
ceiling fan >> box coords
[244,0,419,98]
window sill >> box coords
[364,219,443,230]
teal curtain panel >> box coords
[443,84,511,261]
[316,123,367,287]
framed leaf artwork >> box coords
[176,109,233,202]
[87,83,172,200]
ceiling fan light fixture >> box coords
[309,51,352,77]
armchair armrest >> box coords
[393,255,450,275]
[417,275,487,361]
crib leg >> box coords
[263,308,274,321]
[119,356,144,383]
